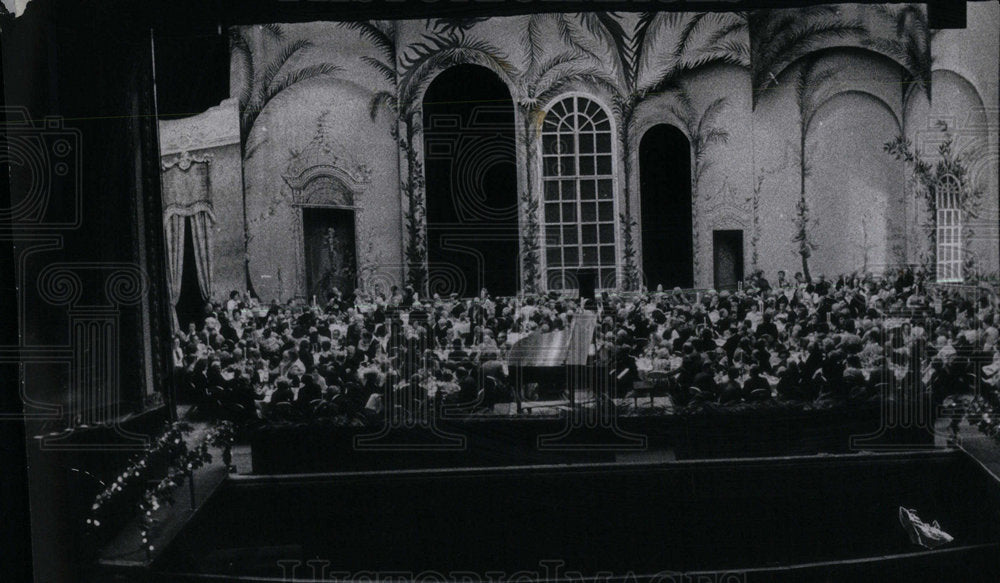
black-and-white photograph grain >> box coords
[2,1,999,582]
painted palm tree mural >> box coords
[886,121,986,279]
[791,55,839,281]
[515,14,620,292]
[344,21,516,294]
[230,25,344,158]
[312,6,948,293]
[666,86,731,278]
[747,8,865,109]
[230,24,343,295]
[689,8,865,108]
[550,12,750,289]
[864,4,933,106]
[516,51,617,293]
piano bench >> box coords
[628,381,655,408]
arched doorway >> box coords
[639,124,693,289]
[422,64,519,297]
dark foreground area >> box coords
[92,449,1000,583]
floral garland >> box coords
[520,190,541,294]
[137,439,212,555]
[85,421,237,556]
[619,212,639,291]
[885,121,986,279]
[401,134,428,294]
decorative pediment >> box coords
[283,164,370,205]
[708,205,750,230]
[282,111,372,206]
[292,174,356,207]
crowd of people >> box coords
[172,268,1000,426]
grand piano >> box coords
[506,311,599,401]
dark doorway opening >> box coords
[423,64,519,297]
[175,219,206,330]
[302,208,357,301]
[639,124,693,289]
[713,230,744,291]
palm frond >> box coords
[696,97,729,138]
[865,5,932,102]
[267,63,342,97]
[229,28,251,55]
[673,13,720,62]
[894,5,928,39]
[756,20,866,91]
[554,15,609,78]
[398,34,518,114]
[702,18,748,50]
[242,62,342,143]
[576,12,632,87]
[862,35,904,58]
[749,6,839,64]
[520,14,555,78]
[805,65,838,102]
[369,90,398,121]
[534,70,620,108]
[643,53,736,98]
[260,23,284,39]
[634,12,684,79]
[676,93,695,122]
[666,103,694,135]
[255,39,313,106]
[338,20,396,62]
[759,12,800,41]
[702,127,730,146]
[229,32,255,109]
[696,39,751,69]
[794,58,838,125]
[428,17,489,35]
[528,53,593,96]
[361,56,397,84]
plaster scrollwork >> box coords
[161,150,214,172]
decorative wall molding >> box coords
[158,98,241,156]
[283,164,371,205]
[160,150,214,172]
[282,113,373,206]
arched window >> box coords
[540,95,617,291]
[936,174,962,283]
